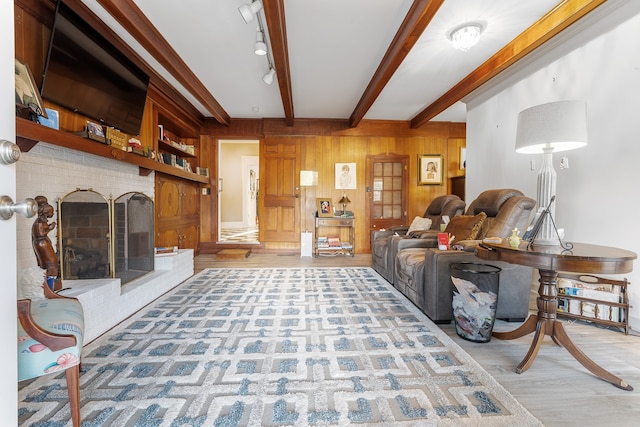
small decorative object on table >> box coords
[508,228,521,248]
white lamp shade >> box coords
[515,100,588,154]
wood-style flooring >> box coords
[196,253,640,426]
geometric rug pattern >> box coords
[19,267,542,426]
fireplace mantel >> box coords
[16,118,208,184]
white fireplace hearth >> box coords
[60,249,193,343]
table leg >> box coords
[553,321,633,391]
[493,314,538,340]
[492,268,632,390]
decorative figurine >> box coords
[31,195,59,284]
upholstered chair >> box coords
[371,194,465,283]
[18,284,85,427]
[394,189,536,321]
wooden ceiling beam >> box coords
[411,0,608,128]
[96,0,230,126]
[349,0,445,128]
[263,0,294,126]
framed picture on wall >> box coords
[418,154,443,185]
[316,198,333,217]
[335,162,356,189]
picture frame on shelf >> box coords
[418,154,443,185]
[316,198,333,217]
[15,58,48,120]
[86,120,107,144]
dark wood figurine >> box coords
[31,195,59,278]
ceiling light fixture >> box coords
[254,29,267,56]
[262,67,276,85]
[449,23,483,51]
[238,0,263,24]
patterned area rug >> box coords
[19,267,542,426]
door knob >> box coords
[0,195,38,220]
[0,140,21,165]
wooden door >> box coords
[260,140,300,243]
[366,154,409,237]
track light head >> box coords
[239,0,263,24]
[263,67,276,85]
[254,30,267,56]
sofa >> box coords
[371,194,464,284]
[394,189,536,322]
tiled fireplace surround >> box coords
[16,142,193,343]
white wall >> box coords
[16,143,154,271]
[465,3,640,329]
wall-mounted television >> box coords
[41,1,149,136]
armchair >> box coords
[371,195,465,283]
[18,284,85,427]
[394,189,536,321]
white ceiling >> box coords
[83,0,570,123]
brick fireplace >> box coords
[16,142,193,343]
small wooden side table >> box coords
[477,241,636,390]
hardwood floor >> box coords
[194,253,640,426]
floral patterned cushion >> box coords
[17,298,84,381]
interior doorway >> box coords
[218,140,260,244]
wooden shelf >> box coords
[16,117,208,184]
[158,139,196,158]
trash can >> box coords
[450,262,501,343]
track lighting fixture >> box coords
[262,67,276,85]
[254,30,267,56]
[239,0,263,24]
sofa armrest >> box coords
[395,234,438,251]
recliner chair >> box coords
[394,189,536,322]
[371,194,465,283]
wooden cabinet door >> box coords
[157,177,180,218]
[182,223,199,249]
[182,181,199,216]
[157,228,180,248]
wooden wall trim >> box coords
[204,118,465,138]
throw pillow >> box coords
[445,212,487,244]
[17,266,46,300]
[406,216,433,235]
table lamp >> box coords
[338,193,351,217]
[515,100,588,245]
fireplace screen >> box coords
[57,189,154,284]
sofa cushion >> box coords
[406,216,432,235]
[445,212,487,244]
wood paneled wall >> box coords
[202,119,465,253]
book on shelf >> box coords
[155,246,179,256]
[328,236,341,247]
